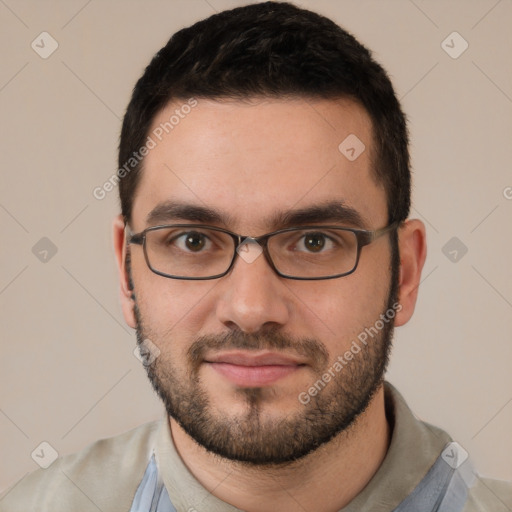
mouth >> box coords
[204,351,307,387]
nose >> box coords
[215,242,290,333]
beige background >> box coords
[1,0,511,494]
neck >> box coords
[169,384,391,512]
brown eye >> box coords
[303,233,326,252]
[183,232,207,252]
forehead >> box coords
[131,97,387,231]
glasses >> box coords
[127,222,399,281]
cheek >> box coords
[300,272,390,351]
[133,262,218,340]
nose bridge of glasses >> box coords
[240,235,264,246]
[231,234,276,274]
[233,234,270,254]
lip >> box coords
[205,351,305,366]
[204,351,306,387]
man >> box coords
[1,2,510,511]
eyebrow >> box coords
[146,202,229,225]
[145,200,368,230]
[271,201,367,229]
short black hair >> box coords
[118,1,410,226]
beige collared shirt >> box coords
[1,381,510,511]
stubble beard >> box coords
[131,251,399,466]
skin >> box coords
[113,97,426,511]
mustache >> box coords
[187,327,329,372]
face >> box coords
[125,97,399,465]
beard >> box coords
[131,252,399,467]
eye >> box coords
[297,232,334,253]
[172,231,212,252]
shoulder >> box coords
[463,476,512,512]
[0,420,161,512]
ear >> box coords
[394,219,427,327]
[113,214,137,329]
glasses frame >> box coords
[126,221,400,281]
